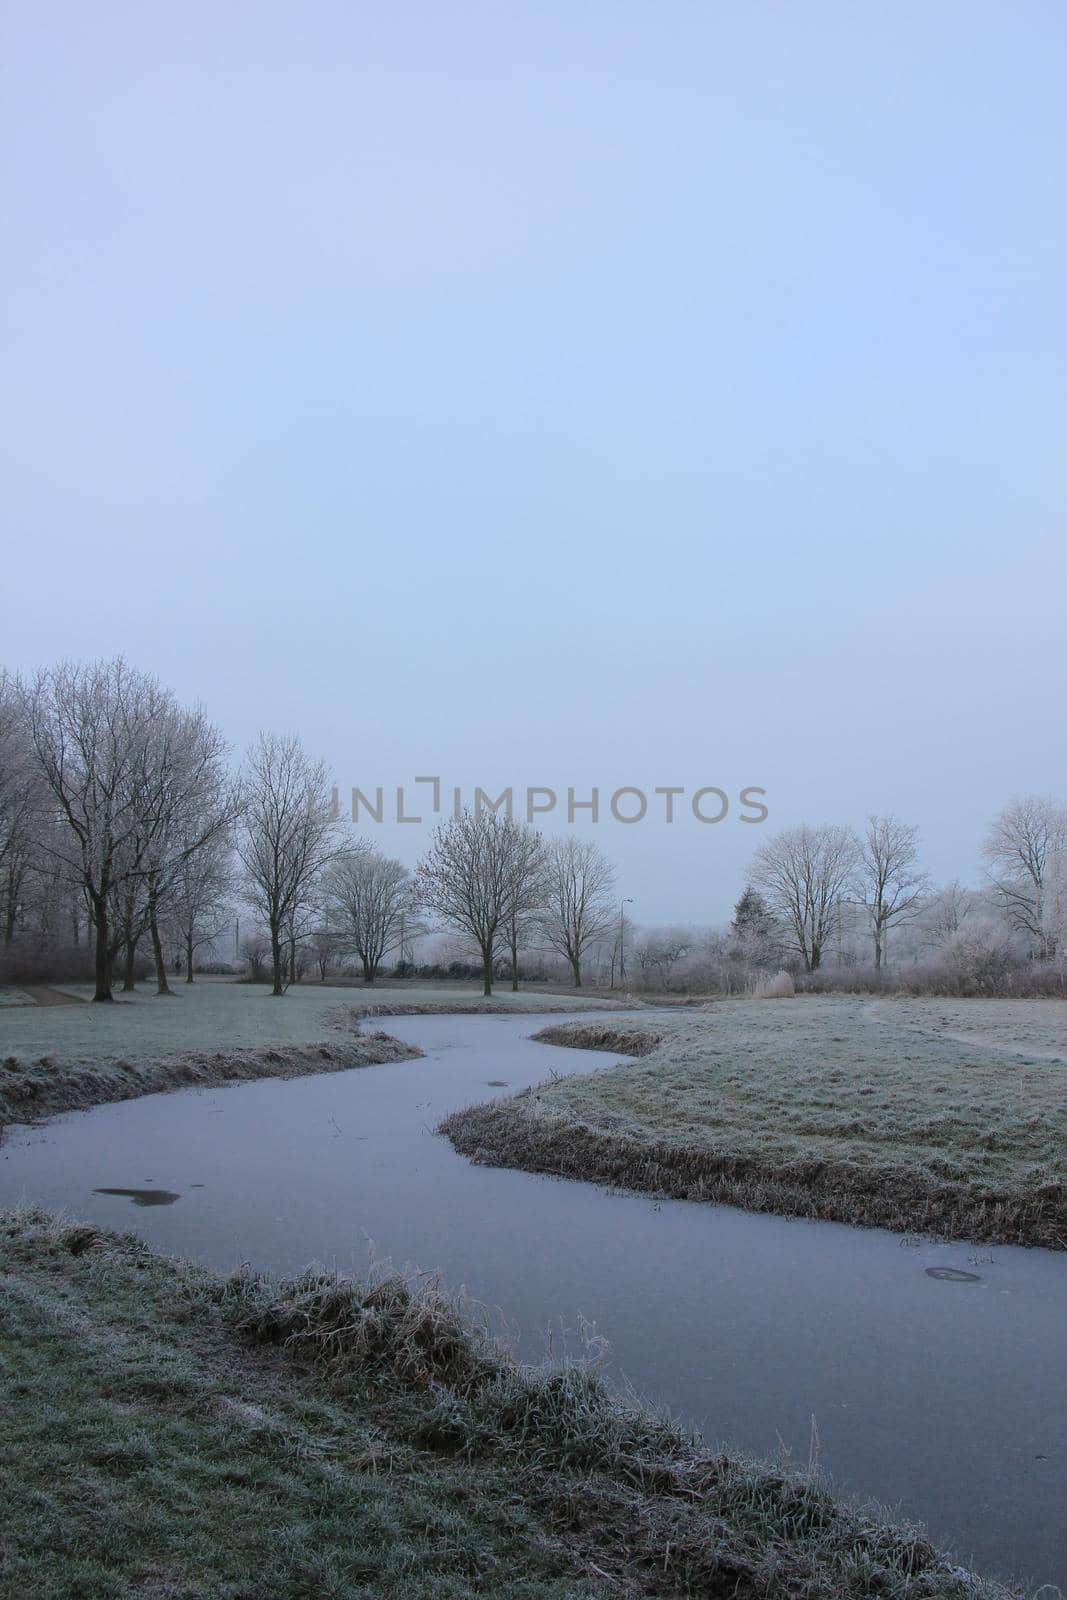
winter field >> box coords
[0,979,620,1072]
[444,997,1067,1248]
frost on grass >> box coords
[0,1206,1024,1600]
[0,1034,421,1124]
[0,980,625,1074]
[448,996,1067,1247]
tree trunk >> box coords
[873,927,883,969]
[148,897,172,996]
[4,873,18,945]
[510,932,519,992]
[122,937,137,992]
[481,941,493,997]
[92,898,113,1002]
[186,930,195,983]
[362,958,376,984]
[570,955,582,988]
[270,925,284,995]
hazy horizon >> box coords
[3,2,1065,920]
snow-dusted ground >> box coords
[526,995,1067,1207]
[2,1009,1064,1587]
[0,979,618,1067]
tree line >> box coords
[739,803,1066,974]
[1,657,1063,999]
[0,659,620,1000]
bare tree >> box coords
[23,659,170,1000]
[97,698,238,995]
[238,732,338,995]
[0,672,43,947]
[500,825,548,990]
[171,831,236,982]
[414,810,534,996]
[636,927,693,991]
[240,930,271,983]
[917,879,975,952]
[983,796,1067,961]
[857,814,928,968]
[122,700,239,995]
[750,823,859,972]
[541,836,616,988]
[327,841,413,984]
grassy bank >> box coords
[444,998,1067,1248]
[0,1033,421,1125]
[0,981,623,1069]
[0,981,623,1127]
[0,1207,1019,1600]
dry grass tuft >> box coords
[225,1261,504,1396]
[531,1023,663,1057]
[750,969,795,999]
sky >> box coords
[1,1,1065,923]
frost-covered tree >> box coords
[415,810,537,996]
[750,823,859,972]
[499,825,548,990]
[729,886,782,966]
[327,841,413,984]
[171,830,236,982]
[24,659,174,1000]
[857,815,929,968]
[636,927,693,991]
[136,706,239,995]
[541,836,617,988]
[983,796,1067,961]
[0,671,43,947]
[238,733,338,995]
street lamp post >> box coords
[618,898,634,987]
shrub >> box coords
[753,968,795,998]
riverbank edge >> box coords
[0,1032,423,1126]
[440,1093,1066,1251]
[0,998,642,1130]
[0,1206,1021,1599]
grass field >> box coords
[0,981,620,1125]
[442,997,1067,1248]
[0,1206,1019,1600]
[0,980,620,1068]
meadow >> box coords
[443,997,1067,1247]
[0,980,619,1125]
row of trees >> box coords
[0,660,622,999]
[239,736,620,996]
[1,661,239,1000]
[2,657,1063,998]
[736,800,1066,973]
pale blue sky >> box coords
[2,2,1064,920]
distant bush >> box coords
[795,958,1067,999]
[0,940,100,986]
[752,969,795,998]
